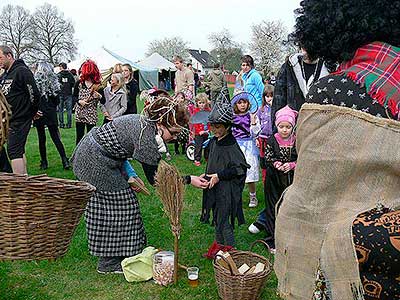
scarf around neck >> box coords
[335,41,400,118]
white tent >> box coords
[67,47,158,90]
[138,52,176,71]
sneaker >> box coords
[165,153,172,161]
[249,197,258,208]
[248,223,261,234]
[194,161,201,167]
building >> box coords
[187,49,215,74]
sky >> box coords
[0,0,301,61]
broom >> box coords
[0,91,11,150]
[155,160,185,284]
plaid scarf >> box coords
[335,41,400,118]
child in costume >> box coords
[257,84,274,182]
[200,101,249,246]
[260,105,298,251]
[191,93,211,166]
[231,92,260,208]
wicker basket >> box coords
[0,173,95,261]
[213,240,273,300]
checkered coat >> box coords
[71,114,160,256]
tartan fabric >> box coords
[335,42,400,117]
[85,188,146,257]
[95,121,129,159]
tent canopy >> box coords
[68,47,158,90]
[138,52,176,72]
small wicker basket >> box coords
[213,240,273,300]
[0,173,95,261]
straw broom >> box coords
[155,160,185,284]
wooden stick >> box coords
[174,233,179,284]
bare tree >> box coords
[30,3,77,64]
[249,20,290,76]
[0,5,34,59]
[208,29,244,72]
[146,37,189,61]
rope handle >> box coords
[250,239,274,264]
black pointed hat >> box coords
[208,100,233,124]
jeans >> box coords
[255,208,267,229]
[58,95,72,127]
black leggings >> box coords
[76,122,95,145]
[215,219,235,246]
[36,124,67,162]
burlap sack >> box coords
[275,104,400,300]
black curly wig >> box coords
[290,0,400,63]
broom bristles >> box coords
[155,160,185,237]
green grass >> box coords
[0,102,280,300]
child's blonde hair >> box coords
[195,93,210,108]
[111,73,125,90]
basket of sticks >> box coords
[0,173,95,261]
[0,90,11,150]
[213,240,273,300]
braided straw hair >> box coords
[0,91,11,150]
[143,96,189,128]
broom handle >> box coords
[174,233,179,284]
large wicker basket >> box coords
[0,173,95,261]
[213,240,273,300]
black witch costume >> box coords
[261,133,297,249]
[200,101,249,246]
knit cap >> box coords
[275,105,298,126]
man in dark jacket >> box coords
[0,45,41,174]
[58,62,75,128]
[271,50,330,126]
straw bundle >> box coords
[155,160,185,284]
[0,91,11,150]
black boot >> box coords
[40,160,48,170]
[62,157,70,170]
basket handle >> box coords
[213,254,234,275]
[250,239,274,263]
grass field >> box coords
[0,101,280,300]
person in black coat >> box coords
[34,62,69,170]
[122,64,138,114]
[271,50,329,127]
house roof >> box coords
[188,49,215,68]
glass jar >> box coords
[153,250,174,286]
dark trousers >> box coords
[76,122,95,145]
[174,140,185,154]
[215,218,235,246]
[194,134,208,162]
[0,148,12,172]
[36,124,67,163]
[58,95,73,127]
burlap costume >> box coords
[275,104,400,300]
